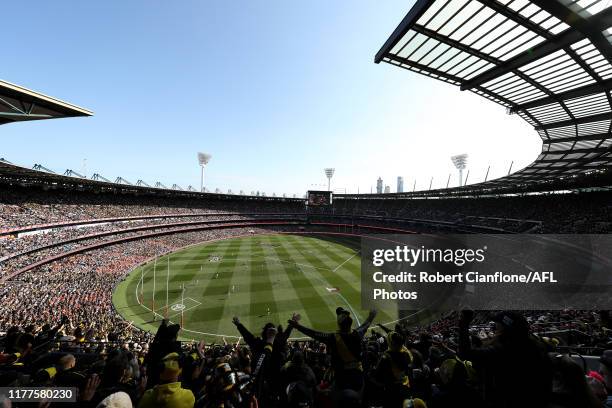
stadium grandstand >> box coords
[0,1,611,408]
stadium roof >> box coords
[0,79,92,125]
[376,0,612,191]
[0,160,303,202]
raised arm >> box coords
[376,322,392,334]
[355,309,377,337]
[287,315,332,343]
[276,314,299,344]
[232,317,257,347]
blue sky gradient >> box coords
[2,1,540,196]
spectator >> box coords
[374,331,414,407]
[549,355,601,408]
[288,308,376,399]
[138,352,194,408]
[280,350,317,407]
[457,310,552,408]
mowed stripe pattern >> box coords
[113,234,397,341]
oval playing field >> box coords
[113,233,399,341]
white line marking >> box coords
[332,252,359,272]
[382,309,425,325]
[129,236,409,339]
[267,257,333,271]
[252,241,363,325]
[292,264,362,327]
[168,303,200,320]
[187,296,202,306]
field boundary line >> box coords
[126,233,412,339]
[332,252,359,272]
[261,238,361,325]
[267,257,333,272]
[295,264,362,327]
[291,243,363,326]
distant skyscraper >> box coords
[376,177,383,194]
[384,185,390,194]
[397,176,404,193]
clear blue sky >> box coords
[2,1,540,196]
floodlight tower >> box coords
[451,154,468,187]
[197,152,212,192]
[324,168,335,191]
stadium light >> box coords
[451,154,468,187]
[33,163,56,174]
[197,152,212,193]
[115,177,132,185]
[92,173,112,183]
[63,169,85,179]
[324,168,335,191]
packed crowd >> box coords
[0,186,309,281]
[0,186,306,231]
[1,180,612,407]
[0,215,309,280]
[0,215,258,258]
[332,191,612,233]
[0,307,611,407]
[0,226,299,342]
[5,185,612,236]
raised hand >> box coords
[80,374,101,401]
[196,339,206,358]
[265,326,278,344]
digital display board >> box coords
[307,190,332,206]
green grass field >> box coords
[113,233,399,341]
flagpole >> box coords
[140,266,144,303]
[180,283,185,328]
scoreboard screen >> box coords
[307,190,332,206]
